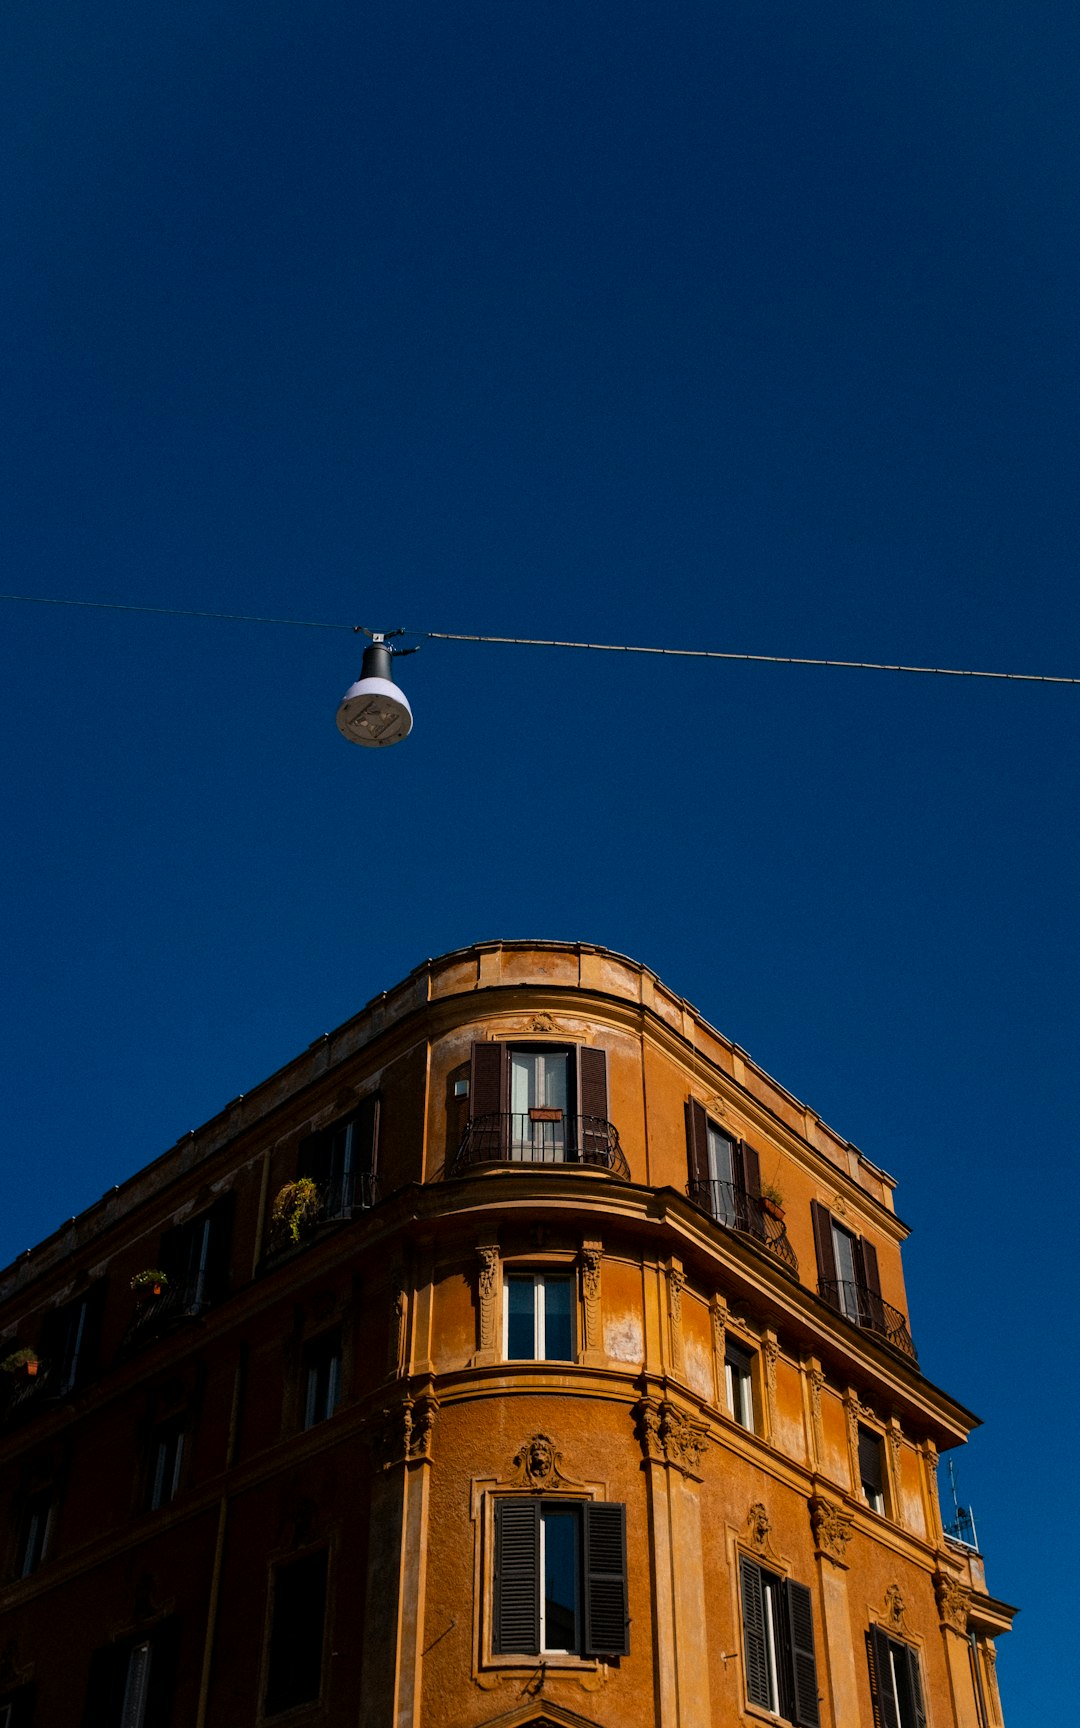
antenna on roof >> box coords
[944,1456,979,1552]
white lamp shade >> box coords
[336,675,413,747]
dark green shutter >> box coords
[786,1579,820,1727]
[740,1558,771,1708]
[583,1501,629,1657]
[207,1193,236,1303]
[494,1500,540,1654]
[867,1626,901,1728]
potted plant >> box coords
[272,1176,321,1244]
[760,1184,785,1222]
[131,1269,170,1300]
[1,1346,40,1379]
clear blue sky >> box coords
[2,4,1076,1716]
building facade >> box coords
[0,940,1013,1728]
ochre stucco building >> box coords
[0,940,1013,1728]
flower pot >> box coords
[761,1198,785,1222]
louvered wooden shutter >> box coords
[738,1140,762,1197]
[471,1043,506,1118]
[352,1094,380,1176]
[858,1428,884,1497]
[207,1193,236,1303]
[685,1100,709,1190]
[810,1202,838,1292]
[858,1236,881,1297]
[906,1644,927,1728]
[145,1618,182,1728]
[494,1500,540,1654]
[867,1627,901,1728]
[740,1558,771,1708]
[786,1579,820,1727]
[81,1640,128,1728]
[578,1046,608,1123]
[583,1501,629,1657]
[297,1129,331,1186]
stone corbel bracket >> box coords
[634,1396,709,1480]
[372,1388,440,1471]
[809,1492,854,1569]
[934,1569,972,1636]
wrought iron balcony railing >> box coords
[121,1271,217,1352]
[452,1113,630,1181]
[818,1278,917,1361]
[686,1178,799,1275]
[265,1170,380,1258]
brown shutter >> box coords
[786,1578,820,1728]
[811,1202,838,1293]
[685,1100,709,1191]
[351,1094,380,1177]
[577,1046,608,1123]
[583,1501,629,1656]
[738,1140,762,1197]
[470,1042,506,1118]
[858,1237,881,1297]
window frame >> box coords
[148,1419,185,1512]
[487,1494,629,1665]
[302,1329,342,1430]
[262,1546,331,1719]
[857,1424,888,1516]
[724,1338,757,1432]
[18,1490,52,1579]
[867,1624,928,1728]
[739,1554,820,1727]
[502,1270,576,1362]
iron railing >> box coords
[452,1113,630,1180]
[818,1278,917,1360]
[2,1361,58,1420]
[121,1270,216,1351]
[686,1178,799,1274]
[265,1170,380,1257]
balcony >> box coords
[686,1178,799,1275]
[264,1171,380,1260]
[818,1278,917,1361]
[121,1271,216,1353]
[452,1112,630,1180]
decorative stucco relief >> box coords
[667,1263,685,1379]
[884,1583,907,1631]
[509,1432,572,1491]
[746,1501,779,1561]
[580,1241,602,1357]
[809,1493,853,1567]
[934,1570,971,1635]
[373,1392,439,1469]
[633,1396,709,1478]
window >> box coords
[684,1102,762,1232]
[40,1286,104,1395]
[82,1619,180,1728]
[18,1492,52,1578]
[867,1625,927,1728]
[858,1426,886,1514]
[493,1499,628,1659]
[504,1273,574,1361]
[298,1097,379,1217]
[158,1194,235,1315]
[466,1042,613,1167]
[264,1549,329,1716]
[811,1202,880,1328]
[302,1331,341,1429]
[0,1687,34,1728]
[148,1421,185,1511]
[740,1557,820,1726]
[725,1340,756,1431]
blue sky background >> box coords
[2,4,1077,1715]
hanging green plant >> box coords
[272,1177,321,1243]
[130,1269,169,1297]
[1,1347,40,1377]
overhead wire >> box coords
[2,591,1078,685]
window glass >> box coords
[19,1495,51,1578]
[706,1124,738,1225]
[303,1332,341,1429]
[725,1342,755,1430]
[120,1642,152,1728]
[858,1426,885,1514]
[265,1550,328,1716]
[504,1274,573,1361]
[541,1505,579,1653]
[150,1423,184,1510]
[831,1223,861,1321]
